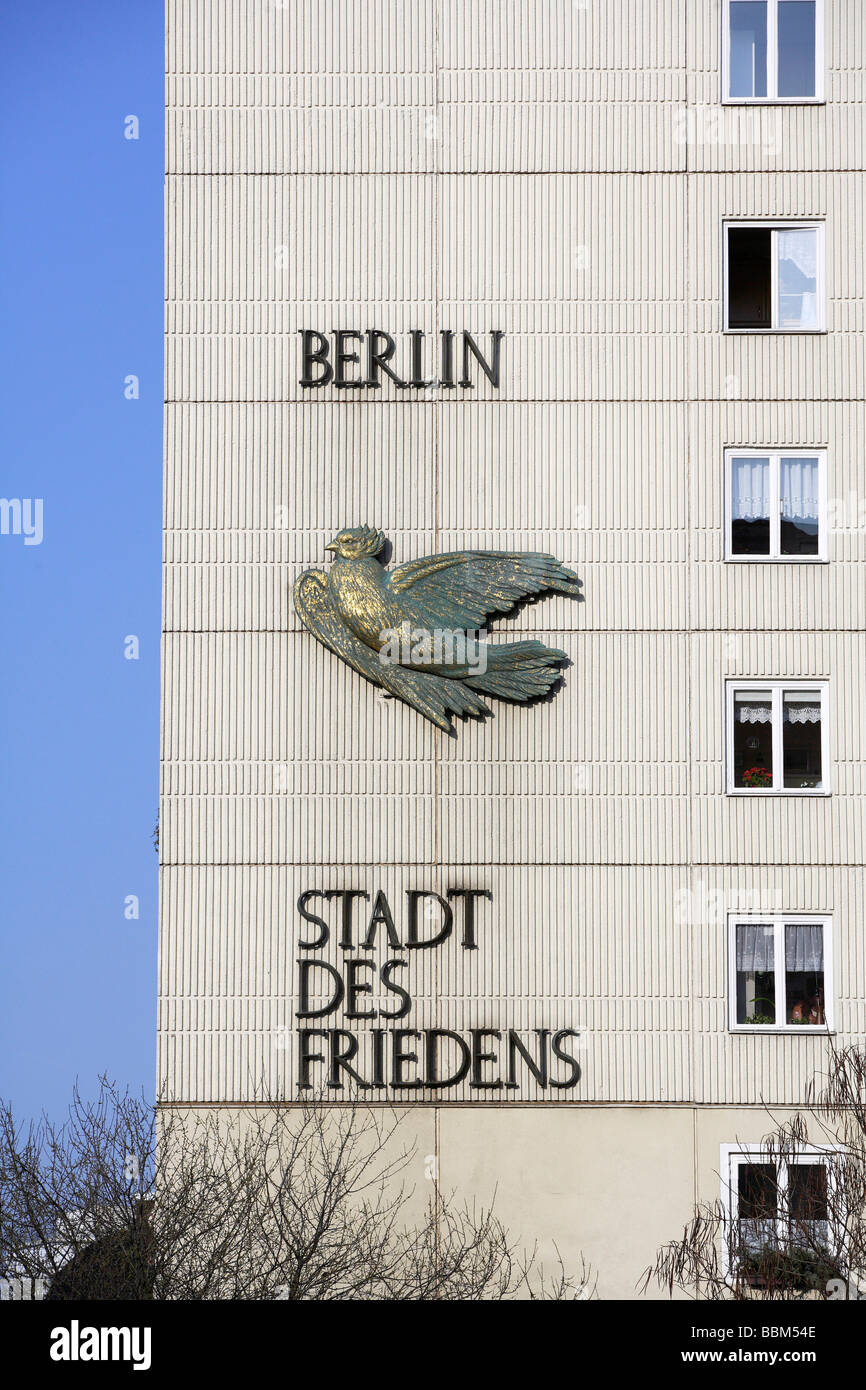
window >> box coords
[726,449,827,560]
[726,681,828,793]
[729,915,831,1030]
[724,1,823,102]
[725,223,824,331]
[721,1147,839,1288]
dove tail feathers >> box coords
[393,669,491,732]
[463,640,568,702]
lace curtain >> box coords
[735,702,820,723]
[785,924,824,973]
[731,457,770,520]
[736,924,824,973]
[780,457,819,522]
[736,924,775,972]
[731,456,819,521]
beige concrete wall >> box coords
[436,1102,822,1298]
[438,1105,698,1299]
[154,1101,810,1299]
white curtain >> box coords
[780,292,817,329]
[784,705,821,723]
[785,924,824,973]
[784,695,821,723]
[734,698,821,722]
[736,702,772,723]
[736,924,775,972]
[731,457,770,520]
[780,457,819,522]
[778,229,818,329]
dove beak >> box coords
[324,541,338,552]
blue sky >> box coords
[0,0,163,1121]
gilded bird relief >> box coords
[294,526,581,734]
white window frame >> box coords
[725,679,830,795]
[727,913,833,1033]
[722,0,825,104]
[724,448,828,562]
[720,1144,841,1280]
[723,221,826,333]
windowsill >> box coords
[723,555,830,565]
[723,328,827,335]
[730,1027,835,1036]
[721,98,825,107]
[727,788,831,797]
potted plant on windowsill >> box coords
[738,1245,843,1294]
[742,766,772,788]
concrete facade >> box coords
[162,2,866,1296]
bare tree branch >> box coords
[0,1079,593,1302]
[642,1042,866,1301]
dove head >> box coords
[324,526,386,560]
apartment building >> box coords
[161,1,866,1297]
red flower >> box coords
[742,766,772,788]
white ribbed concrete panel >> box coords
[165,169,864,403]
[163,397,866,635]
[161,625,865,870]
[157,863,866,1105]
[167,1,865,177]
[165,172,692,403]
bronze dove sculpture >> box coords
[294,526,581,733]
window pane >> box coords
[731,456,771,554]
[736,924,776,1024]
[780,456,820,555]
[789,1164,828,1224]
[738,1163,777,1256]
[788,1164,828,1252]
[739,1163,778,1218]
[728,227,772,327]
[783,691,822,788]
[734,691,773,788]
[785,924,825,1023]
[778,2,816,98]
[777,229,818,328]
[730,2,768,97]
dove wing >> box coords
[293,570,490,732]
[387,550,580,630]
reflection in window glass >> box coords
[738,1163,778,1255]
[734,692,773,788]
[780,456,819,554]
[778,1,816,98]
[777,229,818,328]
[730,2,768,97]
[731,1156,832,1276]
[739,1163,778,1218]
[736,924,776,1024]
[731,456,771,554]
[788,1163,829,1253]
[789,1163,828,1235]
[783,692,822,788]
[785,924,825,1025]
